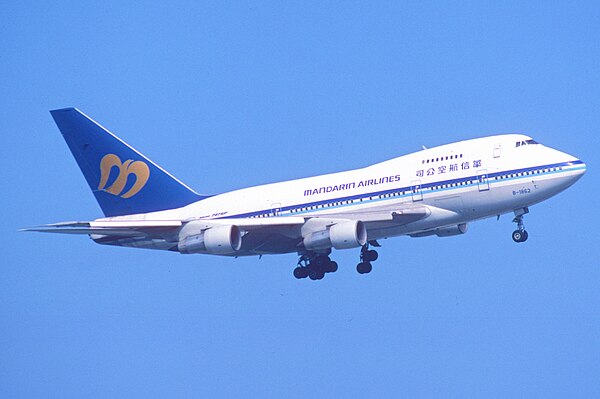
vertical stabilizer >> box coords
[50,108,206,217]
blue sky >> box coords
[2,1,599,397]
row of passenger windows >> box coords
[494,166,561,180]
[248,166,562,217]
[288,193,405,214]
[422,154,463,164]
[429,180,473,190]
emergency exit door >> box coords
[411,180,423,201]
[477,170,490,191]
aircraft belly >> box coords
[240,231,301,254]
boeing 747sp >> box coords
[24,108,587,280]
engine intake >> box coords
[178,222,242,254]
[303,220,367,250]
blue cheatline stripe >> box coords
[220,160,585,219]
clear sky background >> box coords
[2,1,599,397]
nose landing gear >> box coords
[512,207,529,243]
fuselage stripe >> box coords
[221,160,584,219]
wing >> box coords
[21,204,430,254]
[20,217,308,235]
[21,217,307,255]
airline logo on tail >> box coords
[98,154,150,198]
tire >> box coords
[327,261,338,273]
[293,267,308,279]
[362,262,372,274]
[314,256,329,268]
[512,230,523,243]
[357,262,372,274]
[365,250,378,262]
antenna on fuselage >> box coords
[422,145,428,150]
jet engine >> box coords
[178,222,242,254]
[303,220,367,250]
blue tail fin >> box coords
[50,108,207,217]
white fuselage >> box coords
[100,134,586,254]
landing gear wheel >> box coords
[314,255,329,268]
[512,229,528,243]
[364,250,378,262]
[326,261,338,273]
[308,267,325,280]
[295,252,337,280]
[512,208,529,243]
[293,267,308,279]
[357,262,372,274]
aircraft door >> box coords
[411,180,423,201]
[477,170,490,192]
[271,203,281,216]
[493,143,502,158]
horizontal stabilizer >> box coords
[21,220,183,236]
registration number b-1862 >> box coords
[512,188,531,196]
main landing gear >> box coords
[293,242,381,280]
[512,207,529,243]
[293,253,338,280]
[357,244,378,275]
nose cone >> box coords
[567,158,586,184]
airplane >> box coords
[24,108,587,280]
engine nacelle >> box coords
[303,220,367,250]
[435,223,468,237]
[178,222,242,254]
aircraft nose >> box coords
[568,158,586,181]
[574,159,586,173]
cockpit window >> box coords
[516,139,539,147]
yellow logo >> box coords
[98,154,150,198]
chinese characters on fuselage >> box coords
[416,160,482,178]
